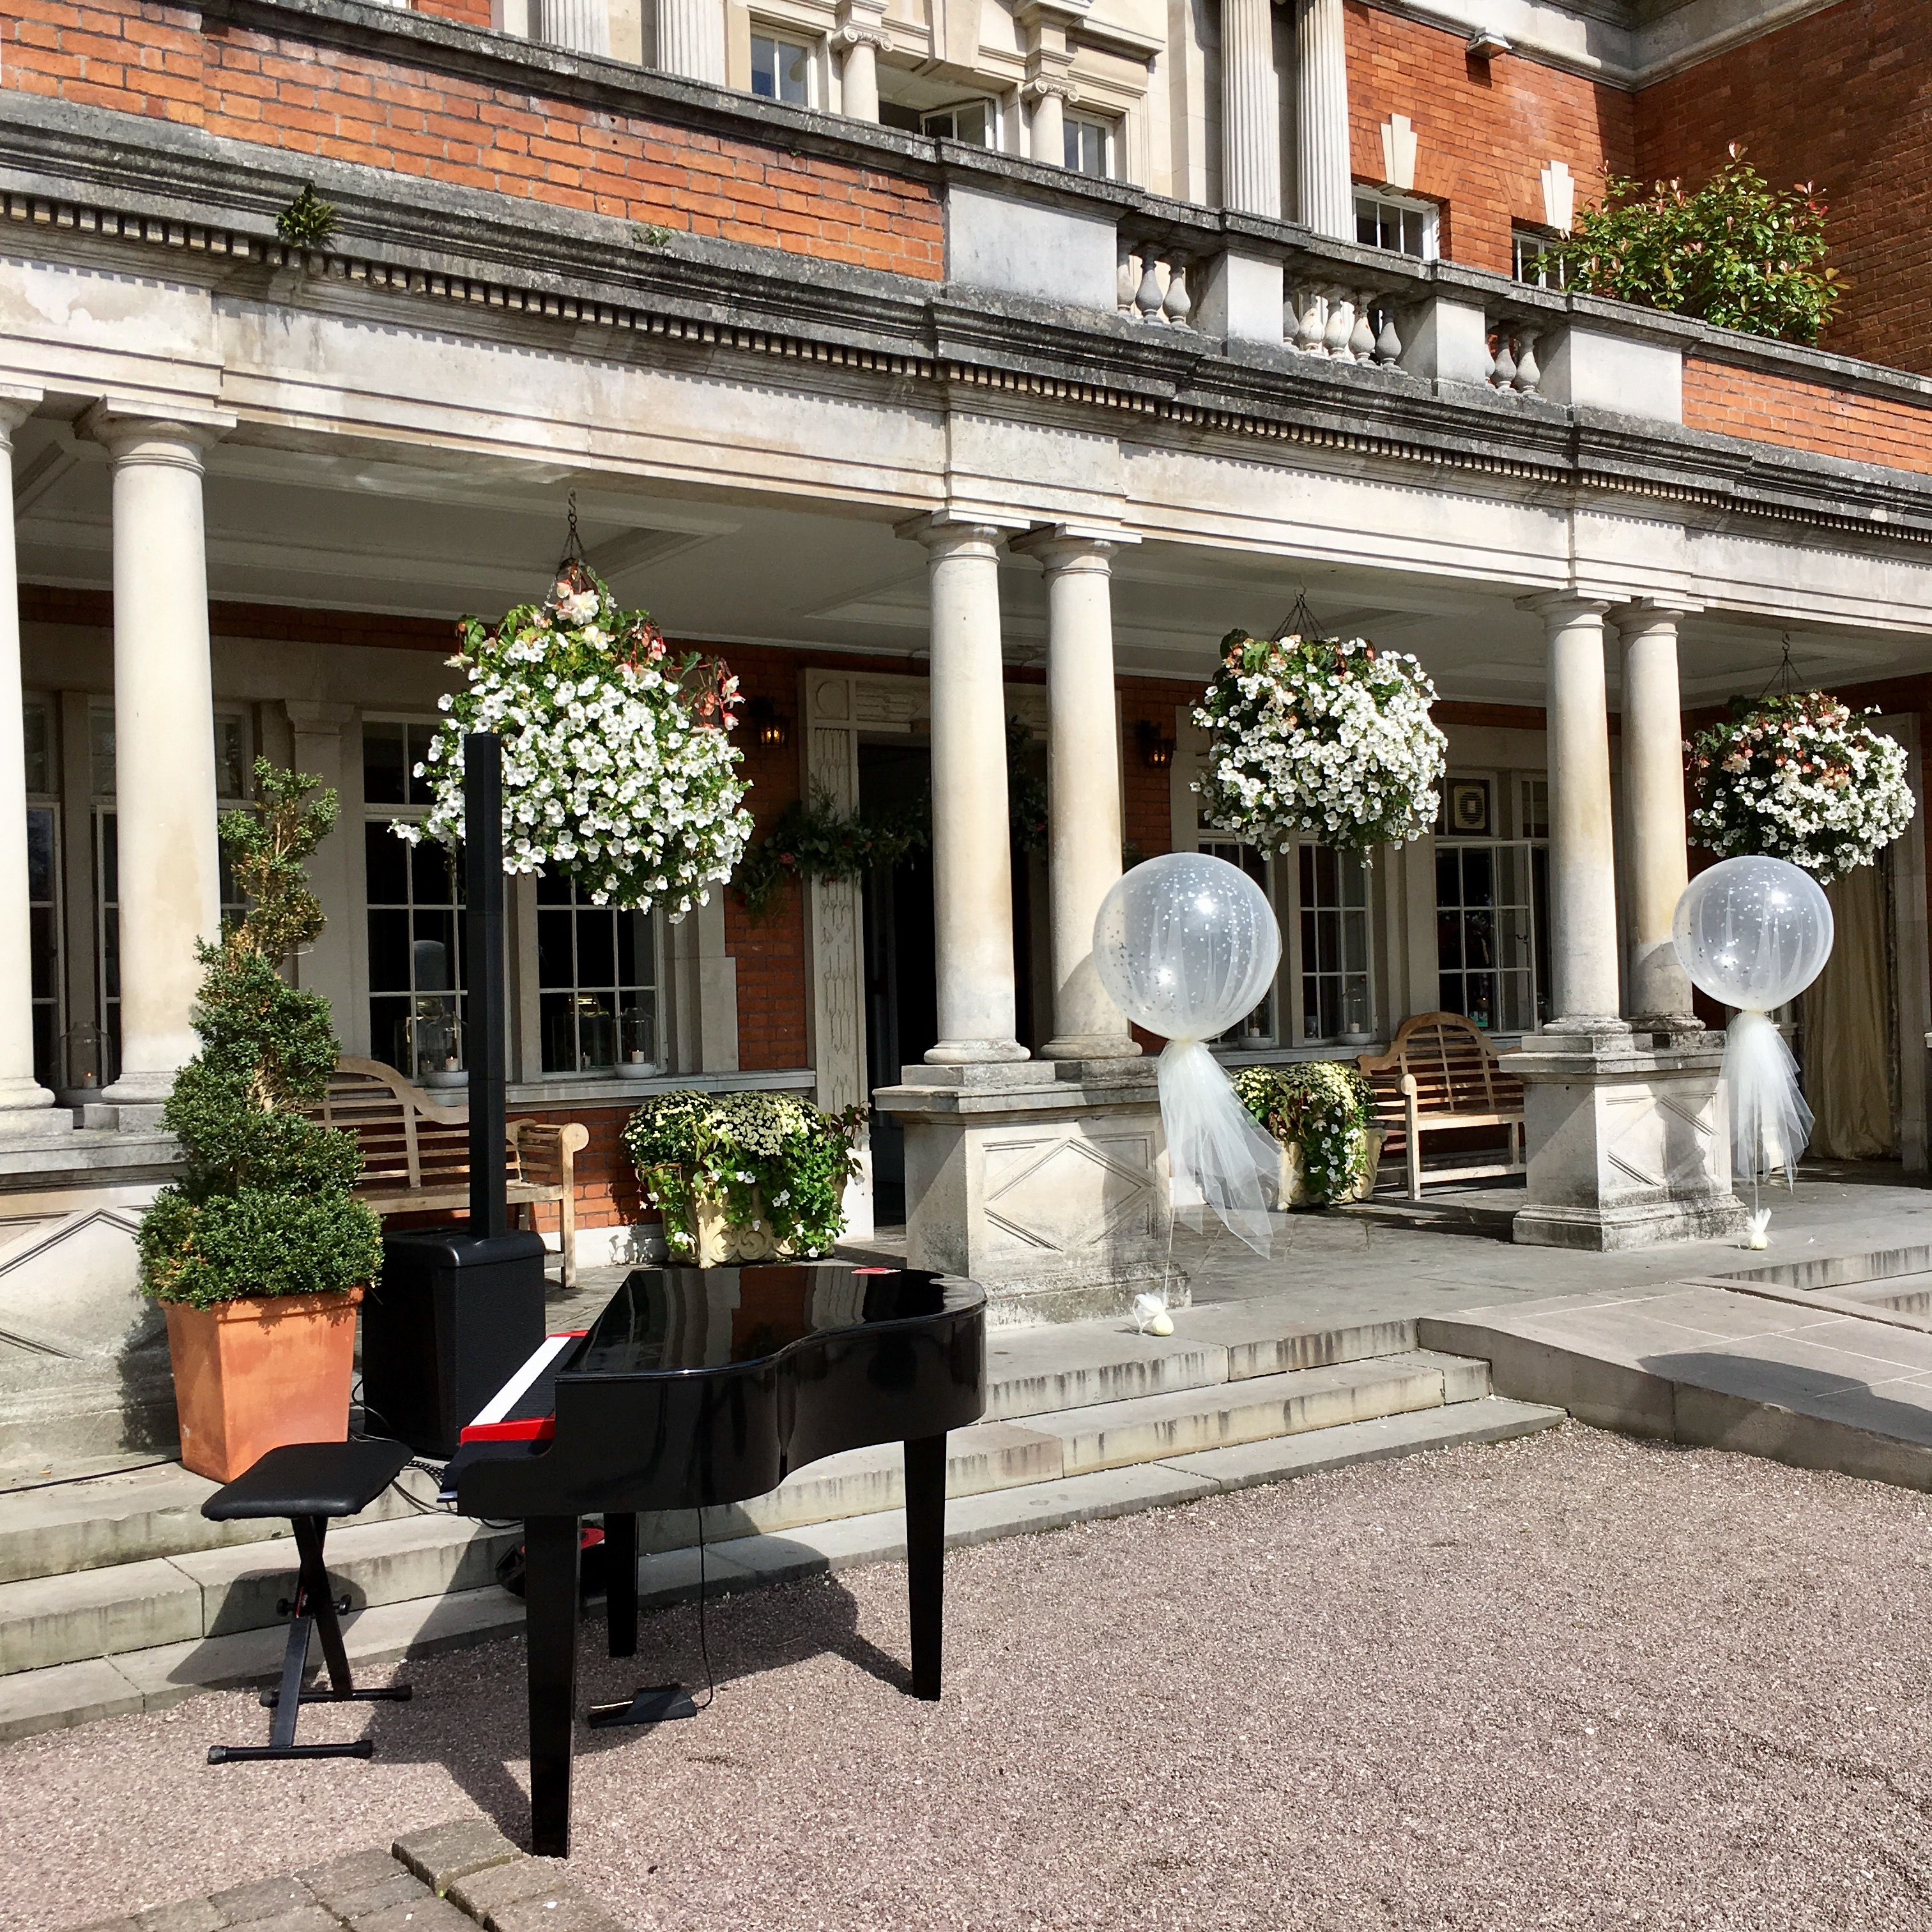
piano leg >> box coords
[524,1514,581,1859]
[903,1432,946,1701]
[604,1512,638,1659]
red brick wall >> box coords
[1634,0,1932,374]
[1,0,944,279]
[1346,3,1634,275]
[1682,355,1932,475]
[1120,678,1203,859]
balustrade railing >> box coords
[1282,283,1403,365]
[1486,314,1544,396]
[1117,237,1194,328]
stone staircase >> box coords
[0,1300,1564,1742]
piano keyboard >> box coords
[460,1330,589,1443]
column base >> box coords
[0,1101,73,1142]
[873,1059,1173,1324]
[1040,1033,1141,1062]
[0,1077,57,1112]
[1501,1037,1749,1253]
[923,1038,1031,1066]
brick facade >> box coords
[1634,0,1932,376]
[1346,3,1634,276]
[1,0,945,279]
[1682,355,1932,477]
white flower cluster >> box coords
[398,566,753,917]
[1690,694,1914,883]
[1192,632,1446,857]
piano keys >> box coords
[442,1260,986,1856]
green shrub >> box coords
[138,762,383,1307]
[1558,144,1842,346]
[1232,1062,1374,1206]
[624,1091,864,1260]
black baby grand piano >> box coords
[442,1259,986,1856]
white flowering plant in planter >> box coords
[1689,693,1913,882]
[1192,632,1446,857]
[399,561,753,916]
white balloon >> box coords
[1092,852,1280,1045]
[1671,855,1834,1015]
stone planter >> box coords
[1273,1126,1386,1208]
[163,1286,364,1483]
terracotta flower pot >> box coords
[164,1286,364,1483]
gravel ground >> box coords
[6,1423,1932,1932]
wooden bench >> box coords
[1356,1013,1526,1201]
[309,1057,591,1285]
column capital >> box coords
[896,510,1024,556]
[1517,591,1611,624]
[1606,595,1703,629]
[1009,523,1138,571]
[0,387,43,440]
[80,401,235,467]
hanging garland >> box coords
[734,796,930,921]
[400,559,753,916]
[1193,630,1445,857]
[1689,691,1913,882]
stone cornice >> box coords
[3,92,1929,552]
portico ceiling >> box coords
[12,413,1928,711]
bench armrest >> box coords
[506,1119,590,1189]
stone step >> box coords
[0,1504,519,1675]
[0,1395,1567,1744]
[0,1309,1421,1584]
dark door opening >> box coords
[860,744,937,1225]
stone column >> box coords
[85,409,231,1110]
[1613,600,1699,1029]
[0,393,59,1122]
[535,0,609,52]
[1220,0,1282,217]
[836,0,887,120]
[1524,594,1624,1032]
[1294,0,1354,240]
[1013,529,1138,1061]
[656,0,724,84]
[1028,84,1068,166]
[902,517,1028,1065]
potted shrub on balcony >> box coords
[623,1091,865,1266]
[139,763,385,1482]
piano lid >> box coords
[570,1263,979,1376]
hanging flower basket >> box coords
[1689,692,1913,882]
[1192,632,1446,856]
[400,561,753,916]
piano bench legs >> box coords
[206,1514,412,1765]
[905,1432,946,1701]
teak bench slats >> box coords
[1356,1013,1526,1200]
[310,1057,590,1285]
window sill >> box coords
[506,1067,816,1108]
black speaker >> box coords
[362,1228,548,1457]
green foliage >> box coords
[624,1091,866,1260]
[1006,716,1047,855]
[733,794,930,921]
[139,762,383,1308]
[1232,1062,1374,1206]
[275,183,339,248]
[1558,145,1843,346]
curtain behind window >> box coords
[1803,864,1894,1160]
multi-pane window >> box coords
[23,699,58,1091]
[1514,228,1567,289]
[1200,840,1276,1046]
[91,705,247,1070]
[1063,114,1111,178]
[922,99,996,144]
[536,873,660,1075]
[1298,844,1371,1042]
[363,721,465,1082]
[1435,775,1551,1034]
[749,32,811,104]
[1355,190,1436,259]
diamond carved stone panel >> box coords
[1604,1084,1722,1196]
[983,1130,1158,1255]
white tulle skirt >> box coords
[1724,1009,1813,1188]
[1158,1038,1282,1257]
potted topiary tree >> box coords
[139,762,385,1482]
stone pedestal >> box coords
[1506,1029,1749,1250]
[872,1059,1172,1324]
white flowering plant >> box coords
[399,562,753,916]
[1689,693,1913,882]
[1193,632,1446,857]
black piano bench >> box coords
[199,1439,417,1765]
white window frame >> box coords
[533,872,664,1078]
[22,694,61,1092]
[1513,226,1567,289]
[749,27,818,107]
[1354,187,1439,261]
[921,97,1000,146]
[1432,771,1551,1037]
[1062,111,1115,180]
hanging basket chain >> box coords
[1270,586,1323,644]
